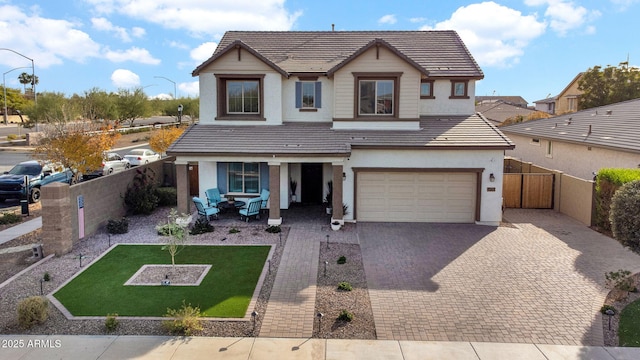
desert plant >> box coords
[337,309,354,322]
[124,167,159,215]
[600,304,617,315]
[605,269,637,292]
[337,256,346,264]
[105,313,119,332]
[156,222,186,238]
[6,133,19,141]
[265,225,281,233]
[189,217,214,235]
[229,227,240,234]
[155,187,177,207]
[290,178,297,196]
[342,203,349,216]
[106,217,129,234]
[17,296,49,329]
[162,301,203,336]
[610,180,640,252]
[324,180,333,205]
[43,272,51,282]
[337,281,353,291]
[0,211,21,225]
[160,209,188,267]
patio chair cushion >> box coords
[239,197,262,222]
[260,188,270,210]
[193,196,220,220]
[205,188,223,207]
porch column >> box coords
[332,163,343,222]
[268,163,282,225]
[176,163,190,215]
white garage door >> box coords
[356,172,477,223]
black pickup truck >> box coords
[0,160,74,203]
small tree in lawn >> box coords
[161,208,188,267]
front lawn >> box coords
[619,298,640,346]
[53,244,270,318]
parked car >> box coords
[0,160,74,203]
[82,152,131,180]
[124,149,161,166]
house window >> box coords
[449,80,469,99]
[546,141,553,158]
[359,79,394,115]
[295,81,322,110]
[215,74,265,120]
[228,162,260,194]
[531,138,540,146]
[568,97,577,112]
[420,80,434,99]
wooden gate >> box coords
[503,173,554,209]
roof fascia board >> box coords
[192,40,289,77]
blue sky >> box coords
[1,0,638,105]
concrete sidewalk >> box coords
[0,216,41,246]
[1,335,639,359]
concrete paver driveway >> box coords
[359,209,640,345]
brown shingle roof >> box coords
[193,31,483,79]
[500,98,640,153]
[167,115,513,157]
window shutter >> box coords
[315,81,322,108]
[295,82,302,108]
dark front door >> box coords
[301,163,323,204]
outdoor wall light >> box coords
[489,173,495,182]
[343,172,346,180]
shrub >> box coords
[229,227,240,234]
[155,187,177,207]
[610,180,640,252]
[43,272,51,282]
[17,296,49,329]
[124,168,159,215]
[605,269,637,292]
[600,304,617,315]
[106,217,129,234]
[7,134,18,140]
[596,169,640,231]
[0,212,21,225]
[265,225,281,233]
[156,222,186,238]
[337,281,353,291]
[337,256,346,264]
[190,218,214,235]
[105,313,119,332]
[337,309,353,322]
[162,301,203,336]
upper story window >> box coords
[420,79,435,99]
[215,74,265,120]
[228,162,260,194]
[295,81,322,111]
[449,80,469,99]
[360,79,394,115]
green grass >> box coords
[53,244,270,318]
[619,298,640,346]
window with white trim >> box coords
[228,162,260,194]
[546,141,553,158]
[295,81,322,110]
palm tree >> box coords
[18,72,30,93]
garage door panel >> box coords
[357,171,476,223]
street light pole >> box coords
[3,66,31,125]
[1,48,36,129]
[153,76,176,99]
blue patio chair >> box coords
[260,188,270,212]
[239,197,262,222]
[193,196,220,221]
[205,188,223,207]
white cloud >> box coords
[0,5,101,68]
[191,42,218,63]
[103,47,161,64]
[422,2,546,67]
[179,81,199,97]
[131,27,145,38]
[525,0,600,36]
[609,0,639,10]
[111,69,140,88]
[378,14,397,25]
[91,17,131,42]
[85,0,302,36]
[409,17,426,23]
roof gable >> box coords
[192,31,483,79]
[192,40,288,77]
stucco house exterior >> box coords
[534,73,584,115]
[501,98,640,180]
[167,31,514,226]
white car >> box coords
[124,149,161,166]
[82,152,131,180]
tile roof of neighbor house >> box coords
[500,98,640,154]
[167,115,514,157]
[476,101,536,125]
[475,96,529,107]
[192,31,483,79]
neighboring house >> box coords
[534,73,584,115]
[475,96,529,108]
[476,100,536,126]
[168,31,514,226]
[501,98,640,180]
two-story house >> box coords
[168,31,514,226]
[534,73,584,115]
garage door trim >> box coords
[353,167,484,222]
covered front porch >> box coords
[174,159,347,226]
